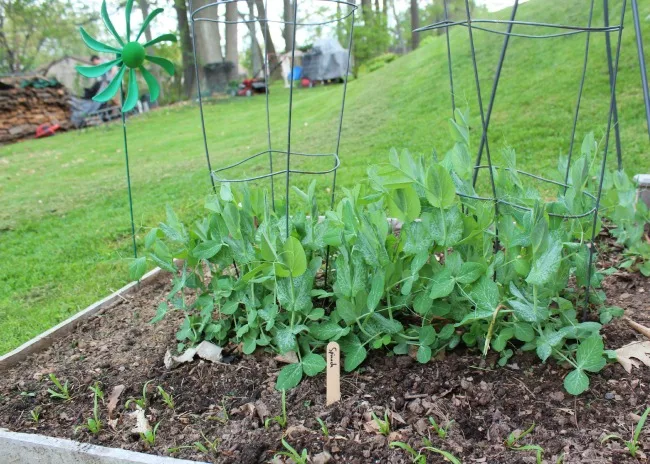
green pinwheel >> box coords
[76,0,176,112]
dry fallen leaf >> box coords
[164,341,223,369]
[615,341,650,373]
[129,406,151,434]
[284,424,310,438]
[107,384,125,419]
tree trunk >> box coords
[390,0,405,54]
[225,1,238,80]
[173,0,194,98]
[361,0,372,23]
[193,0,223,65]
[255,0,282,80]
[410,0,420,50]
[137,0,153,44]
[283,0,294,52]
[245,1,262,76]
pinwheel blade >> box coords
[140,66,160,102]
[136,8,164,41]
[80,27,121,54]
[93,65,126,103]
[145,55,175,76]
[143,33,177,49]
[122,68,140,112]
[125,0,134,41]
[76,58,122,78]
[101,0,124,47]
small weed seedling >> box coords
[422,438,462,464]
[168,433,219,456]
[371,410,391,436]
[390,439,462,464]
[505,423,543,464]
[47,374,71,401]
[30,406,41,423]
[126,380,153,410]
[602,406,650,458]
[157,385,175,409]
[316,417,329,438]
[274,439,308,464]
[429,417,453,439]
[265,389,287,429]
[390,441,426,464]
[140,421,161,446]
[75,382,104,435]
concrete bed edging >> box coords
[0,267,208,463]
[0,429,203,464]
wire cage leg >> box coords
[262,0,275,210]
[443,0,457,120]
[603,0,623,170]
[472,0,520,187]
[564,0,596,190]
[583,0,628,320]
[463,0,501,250]
[631,0,650,141]
[188,0,217,194]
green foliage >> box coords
[429,417,453,439]
[157,385,175,409]
[75,382,104,435]
[140,421,161,446]
[126,380,153,410]
[316,417,329,438]
[47,374,71,401]
[0,0,99,74]
[30,406,41,423]
[264,390,288,429]
[505,423,544,464]
[390,439,462,464]
[274,439,309,464]
[140,113,618,396]
[601,406,650,458]
[599,170,650,277]
[371,410,391,436]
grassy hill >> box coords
[1,0,649,353]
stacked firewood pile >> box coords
[0,75,72,145]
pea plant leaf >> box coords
[425,164,456,209]
[429,268,455,300]
[276,363,303,390]
[129,256,147,281]
[564,369,589,396]
[576,336,606,373]
[302,353,326,376]
[526,238,563,286]
[281,236,307,277]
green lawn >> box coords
[1,0,649,354]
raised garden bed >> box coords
[0,243,648,463]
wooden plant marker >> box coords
[326,342,341,406]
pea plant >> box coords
[135,111,619,395]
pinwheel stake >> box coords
[76,0,176,258]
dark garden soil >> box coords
[1,245,649,464]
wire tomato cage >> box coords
[188,0,357,235]
[414,0,638,318]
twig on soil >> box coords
[404,393,429,400]
[624,317,650,340]
[573,397,579,430]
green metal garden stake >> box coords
[76,0,176,259]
